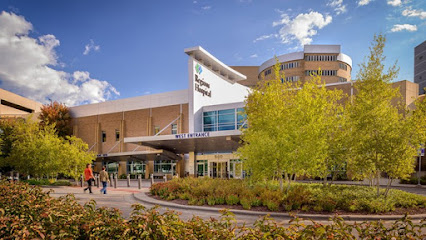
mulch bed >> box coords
[147,193,426,216]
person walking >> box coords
[99,167,109,194]
[83,163,94,194]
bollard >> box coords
[80,174,84,187]
[27,175,30,180]
[114,173,117,188]
[16,172,19,182]
[151,174,154,186]
[127,174,130,187]
[163,175,167,182]
[138,174,142,189]
[110,174,113,187]
[96,174,100,188]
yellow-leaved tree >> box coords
[346,34,424,196]
[238,58,344,191]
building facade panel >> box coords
[414,41,426,94]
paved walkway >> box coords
[44,184,426,226]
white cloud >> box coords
[253,33,276,43]
[83,39,100,55]
[202,6,211,10]
[273,11,332,46]
[0,11,119,106]
[250,54,258,58]
[391,24,417,32]
[387,0,402,6]
[402,7,426,19]
[327,0,347,15]
[358,0,373,6]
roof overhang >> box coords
[124,130,242,153]
[96,149,181,161]
[184,46,247,83]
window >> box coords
[218,109,235,131]
[339,63,347,70]
[154,160,176,175]
[154,126,160,135]
[283,76,300,82]
[280,61,300,70]
[127,160,145,175]
[103,161,118,174]
[204,108,247,132]
[305,55,337,61]
[101,131,106,142]
[339,77,347,82]
[237,108,247,129]
[203,111,217,132]
[115,130,120,141]
[305,70,336,76]
[171,124,178,134]
[264,69,272,76]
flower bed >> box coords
[0,181,425,239]
[150,178,426,213]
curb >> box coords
[132,192,426,221]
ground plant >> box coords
[0,181,425,239]
[150,178,426,213]
[22,179,72,186]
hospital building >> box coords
[1,45,423,178]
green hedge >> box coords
[150,178,426,213]
[0,181,425,239]
[23,179,72,186]
[400,175,426,185]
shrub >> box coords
[240,197,252,210]
[150,178,426,213]
[225,195,239,205]
[215,196,226,205]
[207,196,216,206]
[23,179,71,186]
[0,181,425,239]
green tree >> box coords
[1,118,94,180]
[238,60,344,191]
[38,101,72,138]
[61,135,96,180]
[346,34,422,196]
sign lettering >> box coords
[175,132,210,139]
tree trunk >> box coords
[384,178,393,197]
[279,174,283,192]
[376,171,381,197]
[285,173,291,194]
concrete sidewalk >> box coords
[43,185,426,225]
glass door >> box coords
[230,159,243,179]
[210,161,228,178]
[197,160,208,177]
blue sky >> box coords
[0,0,424,106]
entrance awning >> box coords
[96,149,181,161]
[124,130,242,154]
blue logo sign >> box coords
[195,63,202,75]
